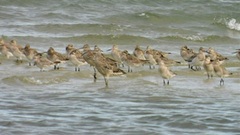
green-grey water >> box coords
[0,0,240,134]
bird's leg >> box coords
[54,65,57,70]
[167,80,170,85]
[128,66,131,72]
[220,78,224,85]
[104,77,109,87]
[163,80,166,85]
[93,67,97,82]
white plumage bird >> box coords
[157,58,176,85]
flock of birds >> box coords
[0,38,239,87]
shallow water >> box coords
[0,0,240,134]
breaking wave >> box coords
[214,18,240,31]
[226,18,240,31]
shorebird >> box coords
[121,50,148,72]
[153,51,181,67]
[23,44,39,66]
[9,40,25,63]
[208,47,228,65]
[203,56,214,79]
[133,45,146,60]
[110,45,124,67]
[68,50,87,71]
[9,39,23,49]
[180,45,197,68]
[81,44,98,81]
[65,44,86,71]
[94,45,103,53]
[47,47,68,70]
[145,50,157,69]
[66,44,74,55]
[189,47,206,71]
[233,49,240,60]
[213,59,232,85]
[93,52,126,87]
[145,46,178,69]
[157,58,176,85]
[66,44,82,57]
[33,53,55,71]
[145,45,171,58]
[0,39,13,58]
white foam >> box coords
[226,18,240,31]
